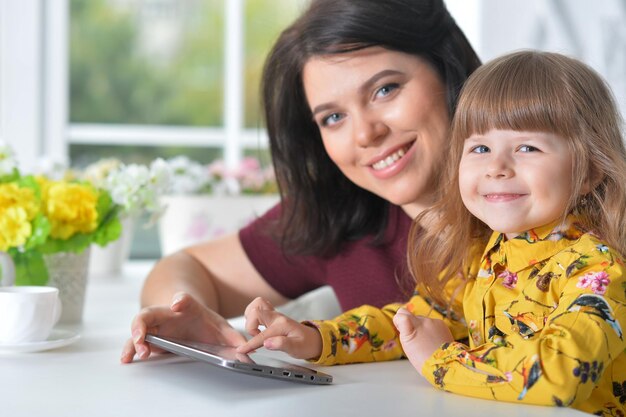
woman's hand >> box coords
[236,297,322,361]
[393,308,453,375]
[120,292,247,363]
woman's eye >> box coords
[375,83,400,98]
[321,113,344,127]
[471,145,490,154]
[518,145,539,152]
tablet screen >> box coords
[145,334,333,385]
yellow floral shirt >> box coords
[308,217,626,416]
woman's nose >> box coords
[352,112,389,147]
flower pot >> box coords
[158,194,279,256]
[89,215,136,277]
[44,248,91,324]
[0,251,16,286]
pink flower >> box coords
[382,340,397,351]
[234,157,261,179]
[576,274,592,289]
[577,271,611,295]
[470,329,482,346]
[498,270,518,289]
[207,159,227,179]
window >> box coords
[69,0,305,168]
[0,0,304,258]
[66,0,304,257]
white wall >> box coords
[448,0,626,117]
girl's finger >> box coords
[237,310,290,353]
[243,297,275,336]
[393,310,421,343]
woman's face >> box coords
[302,47,450,217]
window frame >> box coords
[0,0,265,172]
[0,0,486,172]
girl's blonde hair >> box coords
[408,50,626,309]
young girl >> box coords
[238,51,626,416]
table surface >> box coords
[0,261,587,417]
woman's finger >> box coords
[120,337,137,363]
[169,291,193,312]
[217,322,247,347]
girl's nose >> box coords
[486,154,515,179]
[352,112,389,147]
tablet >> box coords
[145,334,333,385]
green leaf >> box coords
[0,168,20,183]
[93,189,122,247]
[93,214,122,247]
[15,174,42,198]
[11,249,49,286]
[38,233,92,255]
[23,214,51,250]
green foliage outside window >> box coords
[70,0,303,128]
[243,0,304,128]
[70,0,224,126]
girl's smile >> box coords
[481,193,527,203]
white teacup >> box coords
[0,286,62,344]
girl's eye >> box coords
[374,83,400,99]
[518,145,539,152]
[470,145,490,154]
[320,113,344,127]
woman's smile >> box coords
[370,140,414,171]
[368,140,417,180]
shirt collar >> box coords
[481,215,587,273]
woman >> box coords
[120,0,480,363]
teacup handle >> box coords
[52,293,63,326]
[0,251,15,286]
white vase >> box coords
[0,251,15,286]
[158,194,279,256]
[89,215,136,277]
[44,248,91,324]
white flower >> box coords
[161,156,277,196]
[103,159,171,222]
[166,156,213,194]
[34,156,69,180]
[83,158,123,187]
[0,142,18,177]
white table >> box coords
[0,261,587,417]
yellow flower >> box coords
[0,183,38,251]
[41,181,99,240]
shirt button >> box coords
[511,325,520,333]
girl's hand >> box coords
[393,308,454,375]
[120,292,246,363]
[236,297,323,361]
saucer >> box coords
[0,329,80,353]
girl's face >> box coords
[302,47,450,218]
[459,129,574,238]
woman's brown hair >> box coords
[409,50,626,309]
[263,0,480,256]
